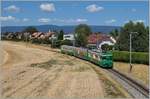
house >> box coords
[87,33,116,49]
[48,32,57,40]
[31,32,44,39]
[6,33,16,39]
[63,34,74,41]
[45,30,55,40]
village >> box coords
[2,29,116,50]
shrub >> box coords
[101,44,113,51]
[61,40,73,46]
[51,40,61,48]
[113,51,149,65]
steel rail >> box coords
[108,69,149,98]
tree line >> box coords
[2,21,149,52]
[110,21,149,52]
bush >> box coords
[101,44,113,51]
[113,51,149,65]
[61,40,73,46]
[51,40,61,48]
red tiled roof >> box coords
[45,32,54,37]
[88,33,113,44]
[32,32,55,39]
[32,32,44,38]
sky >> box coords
[0,1,149,26]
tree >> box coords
[58,30,64,40]
[132,22,148,52]
[75,24,91,36]
[109,29,119,40]
[116,21,149,52]
[74,24,91,47]
[23,26,38,34]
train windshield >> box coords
[102,55,112,60]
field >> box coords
[114,62,149,86]
[1,41,131,98]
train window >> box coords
[101,56,106,59]
[102,56,112,60]
[95,54,98,58]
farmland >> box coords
[1,41,131,98]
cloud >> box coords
[131,8,136,12]
[40,3,55,12]
[38,18,87,24]
[76,18,87,22]
[105,19,116,24]
[4,5,20,12]
[58,18,87,23]
[124,20,145,24]
[23,18,29,22]
[0,16,15,21]
[38,18,50,23]
[55,18,87,23]
[86,4,104,13]
[133,20,145,23]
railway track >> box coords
[107,69,149,98]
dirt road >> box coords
[1,41,104,98]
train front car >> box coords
[88,50,113,68]
[100,52,113,68]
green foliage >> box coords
[30,38,50,44]
[113,51,149,64]
[101,44,113,51]
[58,30,64,40]
[109,29,119,40]
[75,32,87,47]
[75,24,91,47]
[51,39,73,48]
[23,26,38,34]
[75,24,91,36]
[51,40,61,48]
[115,21,149,52]
[61,39,73,46]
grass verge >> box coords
[91,65,131,98]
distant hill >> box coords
[1,25,121,34]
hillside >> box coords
[1,25,121,34]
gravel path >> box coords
[1,41,104,98]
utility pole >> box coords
[73,39,75,47]
[25,32,28,48]
[129,32,137,72]
[51,37,53,48]
[96,33,98,49]
[129,33,132,72]
[73,33,77,47]
[73,33,76,47]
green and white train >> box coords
[61,45,113,68]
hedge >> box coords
[113,51,149,65]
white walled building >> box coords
[63,34,74,41]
